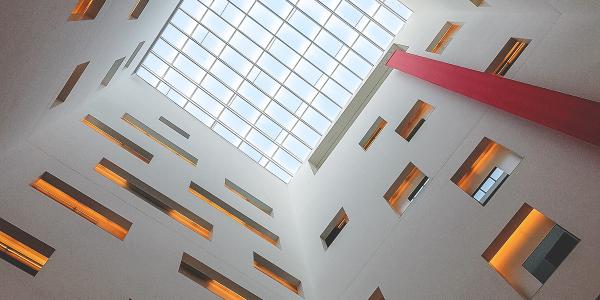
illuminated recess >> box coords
[369,287,385,300]
[0,218,54,276]
[470,0,487,6]
[224,179,272,216]
[383,162,429,215]
[451,137,522,206]
[82,114,154,163]
[54,62,89,106]
[95,158,212,239]
[31,172,132,240]
[189,182,278,246]
[426,22,462,54]
[486,38,530,77]
[69,0,107,21]
[359,117,387,150]
[253,252,301,295]
[122,113,198,165]
[320,207,349,249]
[179,252,261,300]
[159,116,190,139]
[483,203,579,299]
[396,100,434,142]
[129,0,149,20]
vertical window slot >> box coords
[486,38,530,76]
[54,61,89,106]
[189,182,279,246]
[482,203,579,299]
[124,41,145,69]
[253,252,302,295]
[320,208,349,249]
[383,162,429,215]
[369,287,385,300]
[129,0,149,19]
[82,114,154,163]
[451,137,522,206]
[224,179,273,216]
[31,172,132,240]
[122,113,198,165]
[95,158,212,239]
[0,218,54,276]
[396,100,434,142]
[69,0,107,21]
[359,117,388,150]
[426,22,462,54]
[101,57,126,86]
[159,116,190,139]
[179,252,261,300]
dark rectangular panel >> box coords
[523,225,579,284]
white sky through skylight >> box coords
[136,0,411,183]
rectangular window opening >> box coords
[101,57,126,86]
[69,0,107,21]
[0,218,54,276]
[124,41,145,69]
[82,114,154,163]
[129,0,149,20]
[189,182,279,246]
[369,287,385,300]
[359,117,387,150]
[253,252,302,295]
[54,61,89,106]
[486,38,530,77]
[482,203,579,299]
[179,252,261,300]
[320,208,349,249]
[224,179,273,216]
[470,0,487,6]
[31,172,132,240]
[159,116,190,139]
[426,22,462,54]
[122,113,198,165]
[451,137,522,206]
[95,158,212,239]
[383,162,429,215]
[396,100,434,142]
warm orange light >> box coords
[82,117,151,163]
[493,41,527,76]
[457,143,498,190]
[205,279,246,300]
[167,210,211,240]
[253,261,299,294]
[363,123,386,150]
[71,0,94,16]
[431,23,461,54]
[0,231,48,272]
[95,164,129,188]
[31,178,128,240]
[388,168,419,210]
[189,188,276,245]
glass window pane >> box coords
[185,102,215,127]
[182,40,215,69]
[172,10,197,34]
[137,67,160,86]
[240,143,262,162]
[192,88,224,117]
[292,122,320,148]
[219,109,251,136]
[256,115,282,139]
[164,69,196,97]
[303,107,331,134]
[247,129,277,156]
[265,101,297,130]
[214,123,242,146]
[266,162,292,183]
[273,149,301,173]
[283,135,311,160]
[174,55,205,83]
[162,24,187,48]
[230,96,260,123]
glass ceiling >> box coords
[136,0,411,183]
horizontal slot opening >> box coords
[320,208,349,249]
[0,218,54,276]
[483,203,579,299]
[396,100,434,142]
[54,61,89,106]
[426,22,462,54]
[451,137,522,206]
[383,162,429,215]
[470,0,487,6]
[486,38,530,77]
[124,41,145,69]
[95,158,212,239]
[369,287,385,300]
[101,57,126,86]
[179,252,261,300]
[359,117,387,150]
[69,0,106,21]
[31,172,132,240]
[129,0,149,19]
[122,113,198,165]
[189,182,278,246]
[224,179,272,216]
[253,252,301,295]
[159,116,190,139]
[82,114,154,163]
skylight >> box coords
[136,0,411,183]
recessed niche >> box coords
[0,217,54,276]
[253,252,302,295]
[179,252,260,300]
[124,41,146,69]
[396,100,434,142]
[470,0,487,6]
[359,117,387,150]
[82,114,154,163]
[483,203,579,299]
[159,116,190,139]
[383,162,429,215]
[31,172,132,240]
[486,38,530,77]
[129,0,149,20]
[224,179,273,216]
[101,57,126,86]
[69,0,107,21]
[54,61,89,106]
[320,208,349,249]
[426,22,462,54]
[369,287,385,300]
[451,137,522,206]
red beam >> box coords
[386,50,600,147]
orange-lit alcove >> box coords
[396,100,434,141]
[69,0,107,21]
[383,162,428,215]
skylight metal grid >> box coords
[136,0,411,183]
